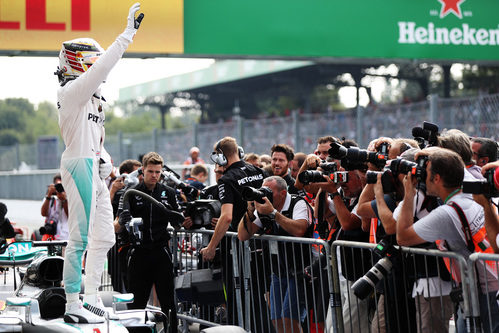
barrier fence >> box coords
[164,230,499,332]
[101,229,499,333]
[2,93,499,172]
[468,253,499,333]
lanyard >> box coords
[444,188,461,204]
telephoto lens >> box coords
[298,170,326,185]
[463,168,499,198]
[389,158,416,176]
[365,171,382,184]
[350,257,393,299]
[241,186,273,204]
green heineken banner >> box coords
[184,0,499,61]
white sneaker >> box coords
[64,301,104,323]
[83,294,119,320]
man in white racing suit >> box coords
[56,3,144,324]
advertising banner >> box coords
[184,0,499,61]
[1,0,498,61]
[0,0,183,54]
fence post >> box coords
[234,115,243,147]
[242,241,252,332]
[152,128,158,153]
[15,143,20,170]
[467,253,485,333]
[193,123,199,148]
[293,110,300,151]
[429,94,438,124]
[231,237,244,328]
[356,105,364,148]
[118,131,123,163]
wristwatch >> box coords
[268,208,277,219]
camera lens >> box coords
[351,257,393,299]
[241,186,273,204]
[365,171,380,184]
[328,142,348,159]
[298,170,326,185]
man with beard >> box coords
[270,144,301,195]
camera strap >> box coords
[448,202,475,253]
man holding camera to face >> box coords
[238,176,313,333]
[397,147,499,333]
[41,173,69,240]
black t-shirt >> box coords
[218,160,264,231]
[118,181,179,247]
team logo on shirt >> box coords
[88,112,104,125]
[237,174,263,186]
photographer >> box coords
[356,137,418,333]
[41,173,68,240]
[238,176,313,333]
[320,162,370,333]
[476,161,499,251]
[183,163,224,230]
[294,136,341,194]
[117,152,180,333]
[375,149,453,333]
[438,129,483,179]
[471,137,498,168]
[110,159,142,217]
[108,159,141,293]
[397,148,499,333]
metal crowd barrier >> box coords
[468,252,499,333]
[102,231,498,333]
[167,228,335,333]
[242,233,335,333]
[170,228,243,331]
[332,240,473,333]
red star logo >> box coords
[438,0,466,19]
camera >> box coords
[463,168,499,198]
[365,170,396,193]
[122,169,140,188]
[184,199,221,228]
[241,186,273,204]
[162,169,198,200]
[389,155,428,182]
[54,183,64,193]
[297,162,347,185]
[125,218,144,246]
[350,237,396,299]
[40,220,57,236]
[412,121,439,148]
[328,142,387,169]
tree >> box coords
[461,65,499,95]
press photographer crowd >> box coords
[7,120,499,333]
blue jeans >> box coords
[269,273,306,322]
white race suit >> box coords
[57,33,133,296]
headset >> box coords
[210,140,244,166]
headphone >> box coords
[210,140,245,166]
